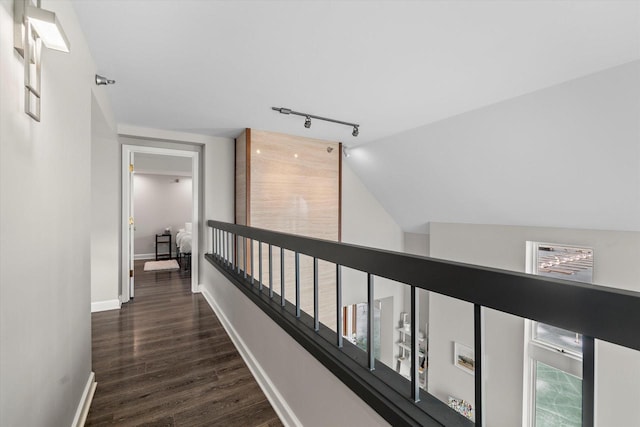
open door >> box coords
[121,143,200,302]
[127,152,135,299]
[121,148,135,303]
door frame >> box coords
[121,144,200,302]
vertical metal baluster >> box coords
[336,264,343,348]
[313,257,319,331]
[235,234,239,274]
[295,252,300,317]
[367,273,375,371]
[224,231,228,267]
[411,286,420,402]
[258,241,263,292]
[250,239,254,285]
[269,244,273,298]
[212,228,216,258]
[280,247,285,307]
[582,336,595,427]
[474,304,485,427]
[243,237,247,279]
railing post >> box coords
[224,231,228,267]
[210,227,218,258]
[411,286,420,402]
[269,244,273,298]
[243,237,247,280]
[235,233,239,274]
[336,264,343,348]
[367,273,375,371]
[474,304,485,427]
[258,241,263,292]
[280,247,285,307]
[250,238,254,285]
[313,257,319,331]
[583,336,595,427]
[295,252,301,317]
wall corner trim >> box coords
[71,371,97,427]
[91,299,122,313]
[199,284,301,427]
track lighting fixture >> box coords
[342,146,351,158]
[95,74,116,86]
[272,107,359,137]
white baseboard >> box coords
[71,371,96,427]
[91,299,121,313]
[199,284,301,427]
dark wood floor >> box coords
[87,260,283,427]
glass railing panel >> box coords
[317,259,337,333]
[427,292,476,422]
[340,266,369,368]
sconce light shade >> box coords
[25,6,70,52]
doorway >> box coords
[121,145,200,302]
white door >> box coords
[128,152,135,299]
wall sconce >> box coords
[14,0,71,122]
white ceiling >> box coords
[74,0,640,144]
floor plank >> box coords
[87,260,282,427]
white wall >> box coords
[428,222,640,427]
[348,60,640,233]
[0,0,113,425]
[91,94,120,308]
[133,174,192,258]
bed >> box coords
[176,222,192,270]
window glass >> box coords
[534,324,582,356]
[533,244,592,356]
[535,361,582,427]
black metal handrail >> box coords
[206,219,640,426]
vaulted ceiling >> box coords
[75,1,640,233]
[74,1,639,144]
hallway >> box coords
[87,261,282,426]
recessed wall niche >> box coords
[235,129,342,330]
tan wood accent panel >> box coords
[235,131,247,269]
[235,130,247,226]
[248,129,340,330]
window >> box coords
[524,242,593,427]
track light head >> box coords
[95,74,115,85]
[352,126,359,137]
[304,116,311,128]
[343,146,351,158]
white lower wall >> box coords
[200,266,389,427]
[428,222,640,427]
